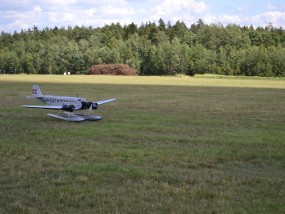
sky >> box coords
[1,0,285,33]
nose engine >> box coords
[90,102,98,110]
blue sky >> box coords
[1,0,285,33]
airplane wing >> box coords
[95,98,116,105]
[21,105,63,110]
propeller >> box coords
[88,102,98,114]
[88,104,92,114]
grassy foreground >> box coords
[0,75,284,213]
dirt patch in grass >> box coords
[88,64,137,75]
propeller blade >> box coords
[88,103,92,114]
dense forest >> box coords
[1,19,285,76]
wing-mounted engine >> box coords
[62,105,75,112]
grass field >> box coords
[0,75,285,213]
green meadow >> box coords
[0,75,284,213]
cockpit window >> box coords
[78,98,86,102]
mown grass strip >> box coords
[0,76,284,213]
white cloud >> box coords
[41,2,135,28]
[34,6,42,13]
[237,6,249,13]
[0,20,29,33]
[1,0,285,33]
[190,1,208,13]
[203,14,240,25]
[250,11,285,27]
[100,5,135,16]
[42,0,78,5]
[203,11,285,28]
[138,9,147,14]
[219,14,241,25]
[148,0,207,25]
[154,0,207,15]
[267,2,277,11]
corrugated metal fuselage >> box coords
[39,95,86,110]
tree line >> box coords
[0,19,285,76]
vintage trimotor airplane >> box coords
[21,85,116,122]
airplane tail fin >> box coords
[26,85,43,98]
